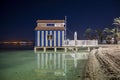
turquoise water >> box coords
[0,50,88,80]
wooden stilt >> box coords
[65,48,67,52]
[76,47,78,52]
[88,47,90,52]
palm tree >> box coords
[104,27,119,35]
[113,17,120,26]
[113,17,120,42]
[95,29,104,43]
[104,28,111,33]
[104,28,118,44]
[84,28,93,40]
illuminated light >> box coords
[3,42,9,44]
[12,42,15,43]
[0,41,33,45]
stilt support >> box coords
[76,48,78,52]
[88,47,90,52]
[65,48,67,52]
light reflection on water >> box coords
[35,52,89,80]
[0,50,89,80]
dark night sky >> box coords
[0,0,120,41]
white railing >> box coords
[63,40,98,46]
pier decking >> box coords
[34,44,120,52]
[34,40,120,52]
[34,40,99,52]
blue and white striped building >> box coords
[35,20,65,47]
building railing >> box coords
[63,40,98,46]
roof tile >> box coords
[36,20,65,23]
[35,26,65,30]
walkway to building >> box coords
[34,39,120,52]
[34,40,98,52]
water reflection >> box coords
[35,52,88,80]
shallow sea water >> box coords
[0,50,88,80]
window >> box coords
[47,35,53,40]
[46,24,55,26]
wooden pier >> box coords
[34,46,96,52]
[34,44,120,52]
[34,40,98,52]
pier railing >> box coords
[63,40,98,47]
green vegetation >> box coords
[84,17,120,44]
[84,28,93,40]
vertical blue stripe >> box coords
[35,31,37,46]
[52,31,54,47]
[48,31,50,47]
[56,31,58,47]
[44,31,46,47]
[40,31,42,47]
[37,31,38,46]
[60,31,62,46]
[37,31,39,47]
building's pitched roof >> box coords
[36,20,65,23]
[35,26,65,30]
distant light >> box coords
[0,41,33,45]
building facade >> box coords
[35,20,65,47]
